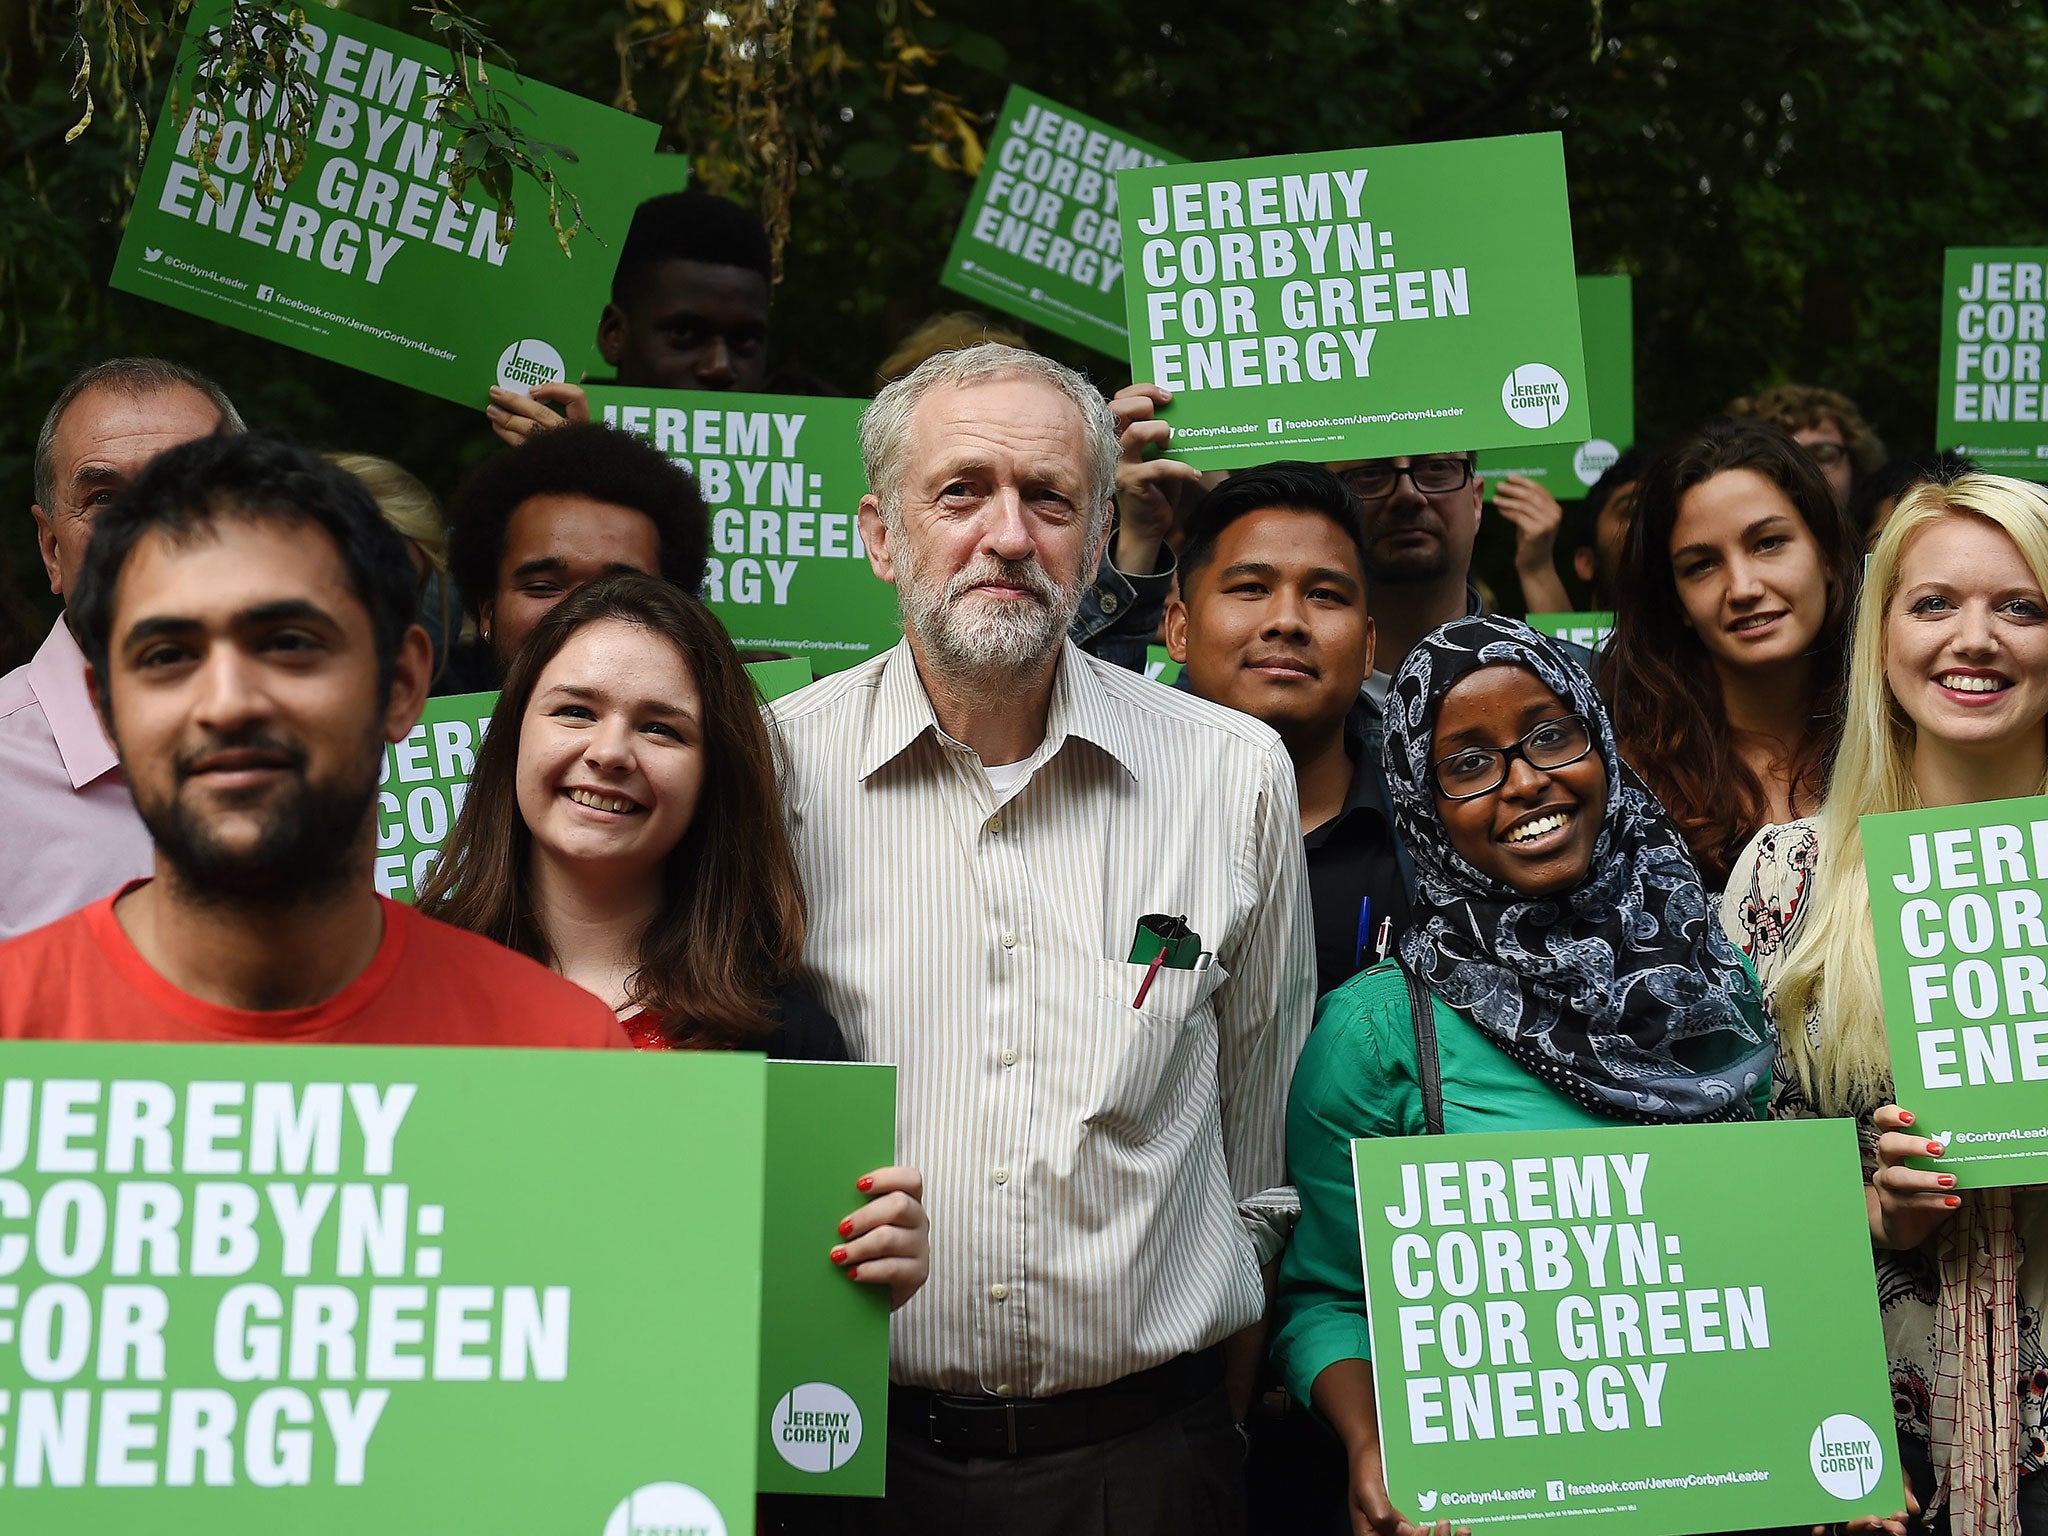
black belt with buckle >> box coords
[890,1348,1224,1458]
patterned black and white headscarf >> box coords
[1383,614,1773,1123]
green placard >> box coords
[938,86,1180,355]
[375,692,496,903]
[1355,1120,1895,1533]
[1937,248,2048,480]
[1143,643,1183,687]
[377,662,817,903]
[110,2,669,407]
[1861,794,2048,1186]
[1478,275,1633,498]
[0,1039,764,1530]
[589,388,899,674]
[1118,134,1588,468]
[1526,611,1615,652]
[746,657,815,702]
[758,1062,894,1496]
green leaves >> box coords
[176,3,320,211]
[418,0,590,252]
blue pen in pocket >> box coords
[1355,896,1372,970]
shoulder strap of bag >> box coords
[1396,955,1446,1135]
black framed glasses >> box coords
[1802,440,1850,468]
[1340,457,1474,501]
[1432,714,1595,800]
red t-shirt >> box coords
[0,887,627,1049]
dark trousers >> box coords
[875,1384,1248,1536]
[1243,1398,1349,1536]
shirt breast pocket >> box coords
[1083,955,1230,1138]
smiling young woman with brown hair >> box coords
[419,573,928,1319]
[1599,417,1862,889]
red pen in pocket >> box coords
[1132,948,1168,1009]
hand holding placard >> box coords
[830,1164,928,1310]
[1109,382,1204,570]
[485,380,592,445]
[1867,1103,1962,1250]
[1493,474,1571,614]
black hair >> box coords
[1584,446,1651,520]
[610,191,773,307]
[1567,444,1652,561]
[70,431,420,694]
[1846,451,1973,536]
[1179,462,1369,593]
[447,422,710,621]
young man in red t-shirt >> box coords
[0,432,622,1049]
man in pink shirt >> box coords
[0,357,242,939]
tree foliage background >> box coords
[2,0,2045,664]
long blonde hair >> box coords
[1775,472,2048,1113]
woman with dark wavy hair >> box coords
[1599,417,1861,888]
[421,573,928,1314]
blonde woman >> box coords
[328,451,458,685]
[1722,472,2048,1534]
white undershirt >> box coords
[982,758,1030,798]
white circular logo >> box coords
[770,1381,863,1474]
[496,338,566,395]
[601,1482,726,1536]
[1502,364,1571,429]
[1809,1414,1884,1500]
[1573,438,1621,486]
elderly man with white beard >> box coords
[769,343,1314,1534]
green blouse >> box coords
[1268,959,1770,1411]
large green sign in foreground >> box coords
[1862,795,2048,1186]
[0,1041,767,1529]
[590,388,899,674]
[111,2,670,406]
[1356,1119,1893,1533]
[1478,275,1634,500]
[1937,248,2048,481]
[1119,134,1588,468]
[0,1045,894,1521]
[939,86,1178,355]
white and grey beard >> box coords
[897,542,1088,682]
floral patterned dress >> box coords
[1722,820,2048,1491]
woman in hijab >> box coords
[1268,615,1862,1536]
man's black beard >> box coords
[139,733,379,911]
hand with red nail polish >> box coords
[1869,1104,1964,1251]
[830,1165,929,1311]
